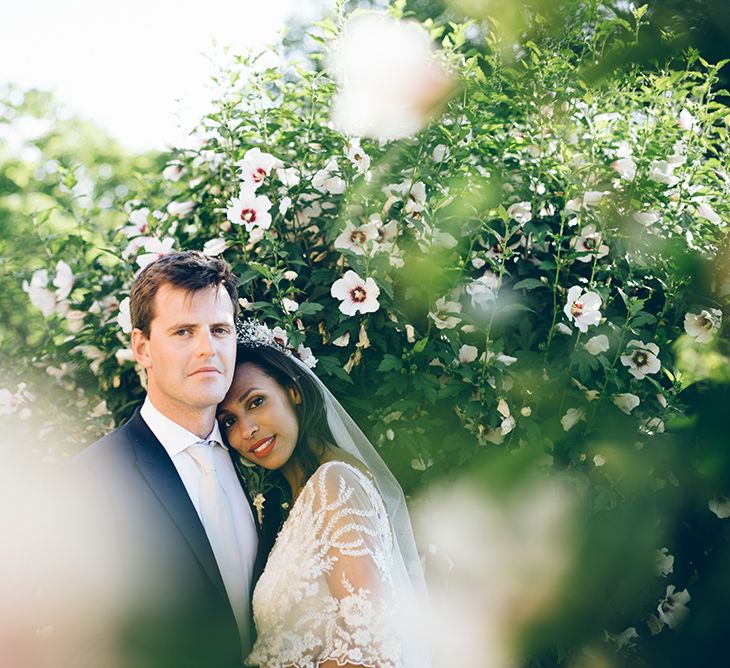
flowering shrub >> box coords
[4,2,730,665]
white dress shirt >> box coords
[140,397,258,647]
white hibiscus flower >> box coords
[561,407,584,431]
[117,296,132,334]
[428,297,462,330]
[202,238,227,257]
[584,334,609,355]
[236,147,280,189]
[458,344,478,364]
[466,271,499,309]
[166,200,194,217]
[507,201,532,225]
[678,108,696,131]
[684,308,722,343]
[52,260,74,301]
[612,156,636,180]
[162,162,184,182]
[613,393,640,415]
[345,138,370,174]
[564,286,602,332]
[620,340,661,380]
[22,269,56,317]
[312,157,346,194]
[571,224,609,263]
[226,189,273,231]
[122,207,151,238]
[708,496,730,519]
[649,160,679,187]
[657,585,690,629]
[136,237,175,269]
[334,221,379,255]
[331,270,381,316]
[633,210,660,227]
[694,201,722,225]
[655,548,674,577]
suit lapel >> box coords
[125,409,227,599]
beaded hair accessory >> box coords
[235,318,318,369]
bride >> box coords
[217,323,428,668]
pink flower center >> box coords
[571,301,584,317]
[350,287,367,303]
[253,167,267,182]
[698,315,712,331]
[351,230,367,244]
[240,208,256,224]
[583,235,597,250]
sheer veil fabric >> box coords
[287,354,430,667]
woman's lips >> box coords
[250,435,276,458]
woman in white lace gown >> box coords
[218,329,428,668]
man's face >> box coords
[132,283,236,417]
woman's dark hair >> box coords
[233,341,335,484]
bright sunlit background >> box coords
[0,0,324,152]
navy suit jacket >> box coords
[60,407,278,668]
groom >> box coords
[65,252,266,667]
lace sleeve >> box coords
[309,461,403,668]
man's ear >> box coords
[131,328,152,369]
[289,384,302,405]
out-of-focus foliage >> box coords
[2,2,729,666]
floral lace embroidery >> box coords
[247,461,402,668]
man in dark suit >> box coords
[58,251,273,667]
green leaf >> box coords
[513,278,547,291]
[378,354,403,373]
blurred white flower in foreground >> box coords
[331,270,381,316]
[328,11,453,140]
[564,286,602,332]
[620,340,661,380]
[412,479,576,668]
[684,308,722,343]
[226,189,273,231]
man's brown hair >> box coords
[130,251,239,337]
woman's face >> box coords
[218,361,301,469]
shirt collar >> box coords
[140,397,227,457]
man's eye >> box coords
[175,329,190,336]
[213,327,231,335]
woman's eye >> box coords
[248,396,264,409]
[221,415,236,429]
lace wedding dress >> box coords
[246,460,406,668]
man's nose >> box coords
[196,330,215,357]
